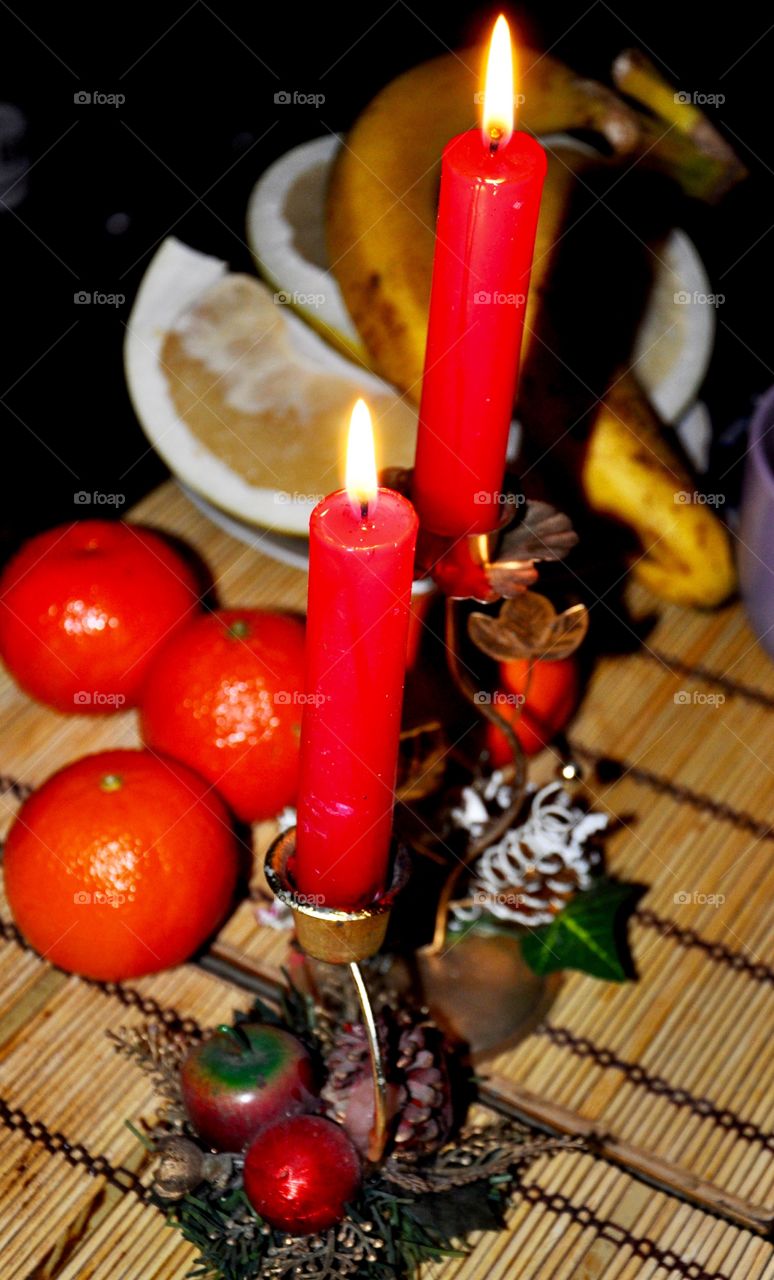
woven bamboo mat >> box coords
[1,481,773,1280]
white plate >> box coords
[182,483,313,570]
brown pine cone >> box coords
[393,1013,453,1153]
[321,1012,453,1157]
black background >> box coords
[1,0,771,552]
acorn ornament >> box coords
[152,1135,233,1201]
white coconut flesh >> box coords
[124,236,416,535]
[246,135,366,364]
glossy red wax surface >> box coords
[294,487,418,909]
[413,128,546,536]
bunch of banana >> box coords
[327,46,743,607]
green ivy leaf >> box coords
[520,878,643,981]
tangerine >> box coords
[140,609,306,822]
[3,749,238,980]
[0,521,199,713]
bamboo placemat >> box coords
[1,481,773,1279]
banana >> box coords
[612,50,746,202]
[327,47,741,607]
[583,375,736,606]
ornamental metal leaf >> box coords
[534,602,589,661]
[486,557,540,598]
[468,592,555,661]
[468,593,588,663]
[497,501,579,564]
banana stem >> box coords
[613,49,702,133]
[612,49,747,201]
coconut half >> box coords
[125,237,416,535]
[246,136,367,366]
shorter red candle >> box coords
[294,401,419,910]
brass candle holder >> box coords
[264,826,410,1163]
[382,467,590,1052]
[264,468,590,1090]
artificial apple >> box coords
[181,1023,317,1152]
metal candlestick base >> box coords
[264,827,410,1162]
[410,932,560,1061]
[264,827,410,965]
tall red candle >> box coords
[413,16,546,537]
[294,401,419,910]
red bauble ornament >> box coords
[243,1115,361,1234]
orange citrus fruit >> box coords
[140,609,306,822]
[0,521,200,714]
[486,656,580,764]
[3,749,238,980]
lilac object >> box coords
[738,385,774,659]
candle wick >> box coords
[360,500,369,522]
[489,126,502,155]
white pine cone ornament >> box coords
[452,782,608,928]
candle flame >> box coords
[345,398,378,513]
[481,14,515,149]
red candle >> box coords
[294,400,419,910]
[413,16,546,537]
